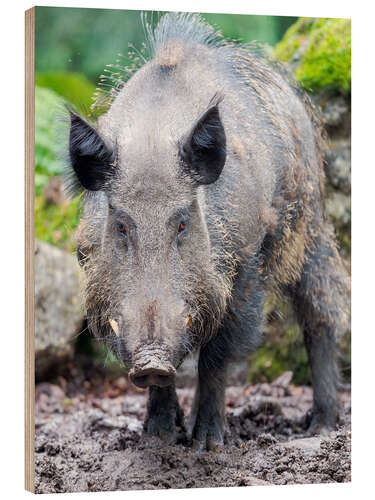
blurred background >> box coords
[34,8,350,388]
[36,8,297,81]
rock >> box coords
[238,476,270,486]
[319,96,349,129]
[36,383,65,401]
[280,437,323,455]
[113,376,128,391]
[274,18,351,94]
[43,176,66,206]
[325,140,351,193]
[35,239,84,379]
[88,412,143,435]
[271,371,293,389]
[325,191,351,227]
[257,433,277,447]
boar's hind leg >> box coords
[291,225,349,435]
[144,385,185,445]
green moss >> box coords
[274,17,313,62]
[274,17,351,94]
[36,71,96,115]
[35,194,80,253]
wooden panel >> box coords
[25,6,35,494]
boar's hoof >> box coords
[304,409,337,437]
[306,421,332,437]
[192,436,224,453]
[191,417,225,452]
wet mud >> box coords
[35,365,351,493]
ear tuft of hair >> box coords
[179,93,226,185]
[69,111,115,192]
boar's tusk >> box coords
[185,314,192,328]
[109,318,120,336]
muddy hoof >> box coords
[144,423,177,445]
[306,421,331,437]
[305,410,336,436]
[191,415,225,452]
[192,436,224,452]
[144,405,185,445]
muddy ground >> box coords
[35,361,351,493]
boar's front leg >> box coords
[190,342,228,451]
[144,385,185,444]
[190,271,264,451]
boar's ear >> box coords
[179,96,226,185]
[69,111,115,191]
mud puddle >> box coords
[35,365,351,493]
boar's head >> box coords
[69,96,229,388]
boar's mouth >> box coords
[129,366,176,388]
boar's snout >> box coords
[128,352,176,388]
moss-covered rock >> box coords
[274,17,351,94]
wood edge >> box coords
[25,6,35,494]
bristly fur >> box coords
[142,11,226,55]
[90,12,266,115]
[69,11,350,446]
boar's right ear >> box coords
[69,111,115,191]
[179,95,226,185]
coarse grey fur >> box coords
[70,12,350,450]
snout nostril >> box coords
[132,374,149,387]
[130,368,174,388]
[152,373,171,386]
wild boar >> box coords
[69,12,350,450]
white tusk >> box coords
[185,314,192,328]
[109,318,120,336]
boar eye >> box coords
[177,221,187,234]
[117,222,127,236]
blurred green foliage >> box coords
[35,194,80,253]
[274,17,351,94]
[248,325,308,385]
[35,85,80,251]
[35,86,65,194]
[247,298,308,385]
[36,72,96,114]
[35,7,296,83]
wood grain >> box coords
[25,6,35,494]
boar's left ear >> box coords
[179,95,226,185]
[69,111,115,191]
